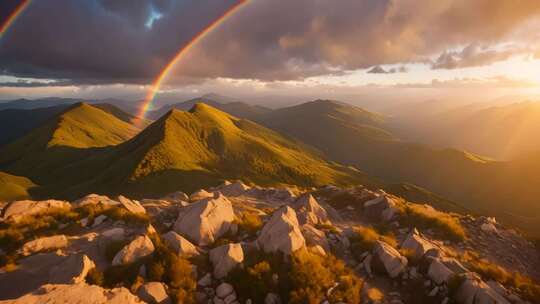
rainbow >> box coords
[0,0,31,38]
[136,0,249,121]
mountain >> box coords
[148,97,272,121]
[0,103,373,199]
[0,97,144,116]
[0,103,141,192]
[0,105,69,147]
[0,103,145,147]
[254,99,540,235]
[0,171,37,201]
[392,101,540,160]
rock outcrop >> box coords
[48,254,96,284]
[214,181,250,197]
[137,282,171,304]
[400,228,436,260]
[455,273,510,304]
[1,283,144,303]
[112,235,155,266]
[372,241,407,278]
[173,194,234,246]
[20,235,69,256]
[161,231,199,257]
[363,195,398,221]
[2,200,70,222]
[209,243,244,279]
[293,194,329,225]
[189,189,215,202]
[257,206,305,254]
[117,195,146,214]
[74,194,118,207]
[301,224,330,252]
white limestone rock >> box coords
[137,282,171,304]
[257,206,306,255]
[48,254,96,284]
[372,241,407,278]
[161,231,200,257]
[293,194,329,226]
[20,235,69,256]
[173,194,234,246]
[112,235,155,266]
[2,200,70,222]
[209,243,244,279]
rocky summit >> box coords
[0,181,539,303]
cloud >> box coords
[367,65,407,74]
[394,76,539,89]
[432,44,524,69]
[1,0,540,85]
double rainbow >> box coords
[0,0,249,122]
[0,0,31,38]
[136,0,249,121]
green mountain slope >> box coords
[256,100,540,235]
[1,103,374,199]
[149,97,272,121]
[0,103,141,187]
[0,171,37,201]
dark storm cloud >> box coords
[1,0,540,85]
[0,0,239,84]
[432,43,522,69]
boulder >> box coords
[372,241,407,278]
[427,258,454,284]
[2,283,144,303]
[137,282,171,304]
[257,206,306,255]
[190,189,215,202]
[265,293,282,304]
[112,235,155,266]
[455,273,510,304]
[117,195,146,214]
[161,231,199,257]
[173,194,234,246]
[301,224,330,252]
[102,228,126,241]
[209,243,244,279]
[400,228,436,260]
[48,254,96,284]
[293,194,329,225]
[74,194,118,207]
[480,222,497,234]
[216,282,234,298]
[92,214,108,227]
[363,195,396,220]
[2,200,70,222]
[160,191,189,203]
[20,235,69,256]
[214,181,250,197]
[198,273,212,287]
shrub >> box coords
[314,223,339,234]
[148,261,166,281]
[399,204,465,241]
[86,268,104,286]
[236,211,263,235]
[75,204,149,226]
[349,225,397,260]
[103,263,141,288]
[289,251,362,304]
[104,240,129,262]
[462,251,540,301]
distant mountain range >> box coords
[0,96,539,236]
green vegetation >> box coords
[0,103,372,199]
[398,203,466,241]
[228,249,363,304]
[235,211,263,235]
[0,207,77,255]
[255,99,540,237]
[88,234,197,303]
[348,225,397,260]
[0,171,37,201]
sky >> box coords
[1,0,540,107]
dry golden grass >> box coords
[398,203,466,241]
